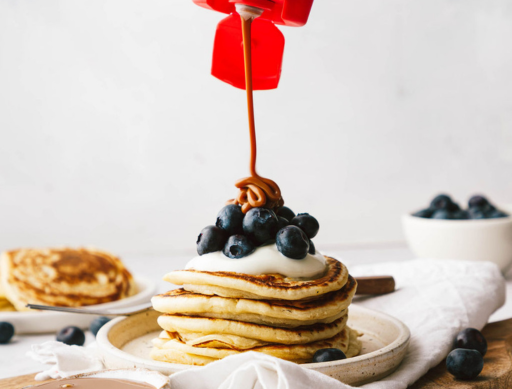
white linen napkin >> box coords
[27,341,103,381]
[28,259,506,388]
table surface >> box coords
[1,245,511,380]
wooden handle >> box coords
[354,276,395,295]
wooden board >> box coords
[2,318,511,389]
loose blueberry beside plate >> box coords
[453,328,487,356]
[0,322,14,344]
[90,317,111,337]
[446,349,483,380]
[197,226,228,255]
[57,326,85,346]
[223,235,256,259]
[243,207,279,245]
[312,348,346,363]
[216,204,244,235]
[276,225,310,260]
[276,206,296,222]
[290,213,320,239]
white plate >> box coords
[0,276,156,334]
[96,305,410,386]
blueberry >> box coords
[446,349,483,380]
[242,208,279,245]
[197,226,228,255]
[453,210,469,220]
[90,317,111,337]
[290,213,320,239]
[432,209,454,220]
[308,240,316,255]
[453,328,487,356]
[276,226,310,260]
[430,194,453,210]
[216,205,244,235]
[276,206,295,222]
[312,348,346,363]
[0,322,14,344]
[56,326,85,346]
[447,202,461,212]
[468,195,489,209]
[277,216,289,232]
[488,210,508,219]
[412,208,434,218]
[468,208,486,220]
[223,235,256,259]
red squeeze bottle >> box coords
[192,0,315,90]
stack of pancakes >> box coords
[0,247,137,311]
[151,256,361,365]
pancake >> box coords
[157,313,348,345]
[0,247,137,311]
[163,256,348,300]
[151,326,361,365]
[152,276,356,327]
[0,297,15,311]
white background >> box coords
[1,0,512,257]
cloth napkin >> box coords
[28,259,506,389]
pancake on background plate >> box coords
[0,247,137,311]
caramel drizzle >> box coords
[228,11,284,213]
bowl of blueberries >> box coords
[403,194,512,272]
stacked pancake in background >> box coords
[151,255,362,365]
[0,247,137,311]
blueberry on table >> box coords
[312,348,346,363]
[56,326,85,346]
[0,322,14,344]
[412,209,434,218]
[197,226,228,255]
[276,206,296,222]
[243,208,279,245]
[216,204,244,235]
[453,328,487,356]
[468,195,489,209]
[223,235,256,259]
[432,210,454,220]
[308,240,316,255]
[430,194,453,210]
[290,213,320,239]
[446,349,483,380]
[276,226,310,260]
[90,317,111,337]
[277,216,289,231]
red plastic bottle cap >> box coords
[212,13,284,90]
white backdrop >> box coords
[1,0,511,257]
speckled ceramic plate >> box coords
[97,304,410,386]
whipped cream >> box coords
[185,244,326,279]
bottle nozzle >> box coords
[235,3,264,20]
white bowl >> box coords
[402,206,512,272]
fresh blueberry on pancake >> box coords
[453,328,487,356]
[57,326,85,346]
[216,204,244,235]
[276,225,309,259]
[308,240,316,255]
[90,316,111,337]
[197,226,228,255]
[276,206,295,222]
[412,208,434,218]
[0,322,14,344]
[242,208,279,245]
[223,235,256,258]
[446,349,483,380]
[290,213,319,239]
[277,216,289,231]
[312,348,346,363]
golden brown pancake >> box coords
[163,256,348,300]
[0,247,137,311]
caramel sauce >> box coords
[227,14,284,213]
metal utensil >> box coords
[25,302,153,316]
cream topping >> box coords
[185,244,326,279]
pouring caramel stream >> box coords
[228,13,284,213]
